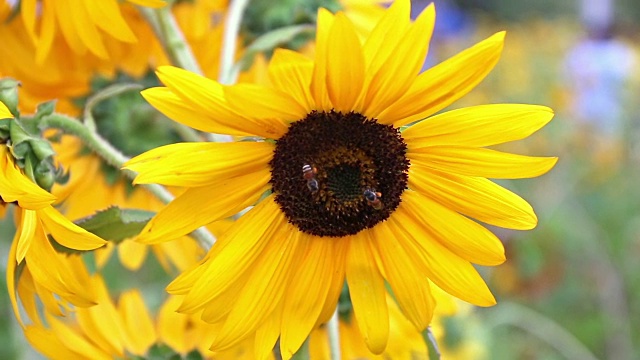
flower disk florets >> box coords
[270,111,409,237]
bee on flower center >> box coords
[302,164,319,193]
[363,189,382,210]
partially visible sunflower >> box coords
[125,0,556,357]
[24,276,272,360]
[16,0,166,64]
[0,102,106,325]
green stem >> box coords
[40,113,216,250]
[219,0,250,85]
[139,6,203,75]
[327,307,341,360]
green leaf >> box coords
[75,206,156,243]
[233,24,315,72]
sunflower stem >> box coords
[38,113,217,250]
[327,306,341,360]
[219,0,250,85]
[139,5,203,75]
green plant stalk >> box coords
[40,113,216,250]
[219,0,250,85]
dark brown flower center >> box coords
[269,110,409,237]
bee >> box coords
[363,189,382,210]
[302,164,319,193]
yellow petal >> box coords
[15,209,37,263]
[224,83,308,123]
[175,196,284,311]
[409,146,558,179]
[24,326,94,360]
[255,307,282,360]
[0,101,13,118]
[136,169,270,244]
[86,0,136,43]
[402,104,555,147]
[371,222,435,330]
[7,239,23,326]
[118,239,148,271]
[118,290,156,355]
[363,4,435,117]
[280,237,334,358]
[212,228,302,350]
[310,8,336,111]
[268,48,315,112]
[38,206,106,250]
[44,312,111,360]
[402,190,505,266]
[316,235,348,325]
[156,66,290,139]
[127,0,167,8]
[125,141,273,186]
[0,146,57,209]
[325,13,365,112]
[68,0,109,58]
[362,0,411,75]
[379,32,505,126]
[390,211,496,306]
[142,87,257,136]
[346,233,389,354]
[409,166,538,230]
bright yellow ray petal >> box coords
[310,8,336,111]
[361,0,411,74]
[268,48,315,112]
[224,83,308,123]
[45,313,111,360]
[402,104,555,147]
[15,209,37,263]
[0,101,13,118]
[316,235,348,325]
[175,197,284,311]
[346,233,389,354]
[280,237,333,358]
[127,0,167,8]
[141,87,257,136]
[363,4,435,118]
[155,66,289,138]
[325,13,365,112]
[69,0,109,58]
[118,290,156,355]
[378,32,506,126]
[390,210,496,306]
[124,141,273,186]
[37,206,107,250]
[7,239,24,326]
[255,306,282,360]
[87,0,136,43]
[0,146,57,209]
[409,146,558,179]
[402,190,505,266]
[136,170,270,244]
[371,222,435,330]
[118,239,148,271]
[24,326,97,360]
[409,166,538,230]
[211,228,301,351]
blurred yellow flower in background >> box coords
[125,0,556,357]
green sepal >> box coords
[0,119,10,141]
[74,206,156,244]
[0,78,20,117]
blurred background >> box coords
[2,0,640,358]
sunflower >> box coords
[17,0,166,64]
[125,0,556,357]
[1,103,106,325]
[24,275,272,360]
